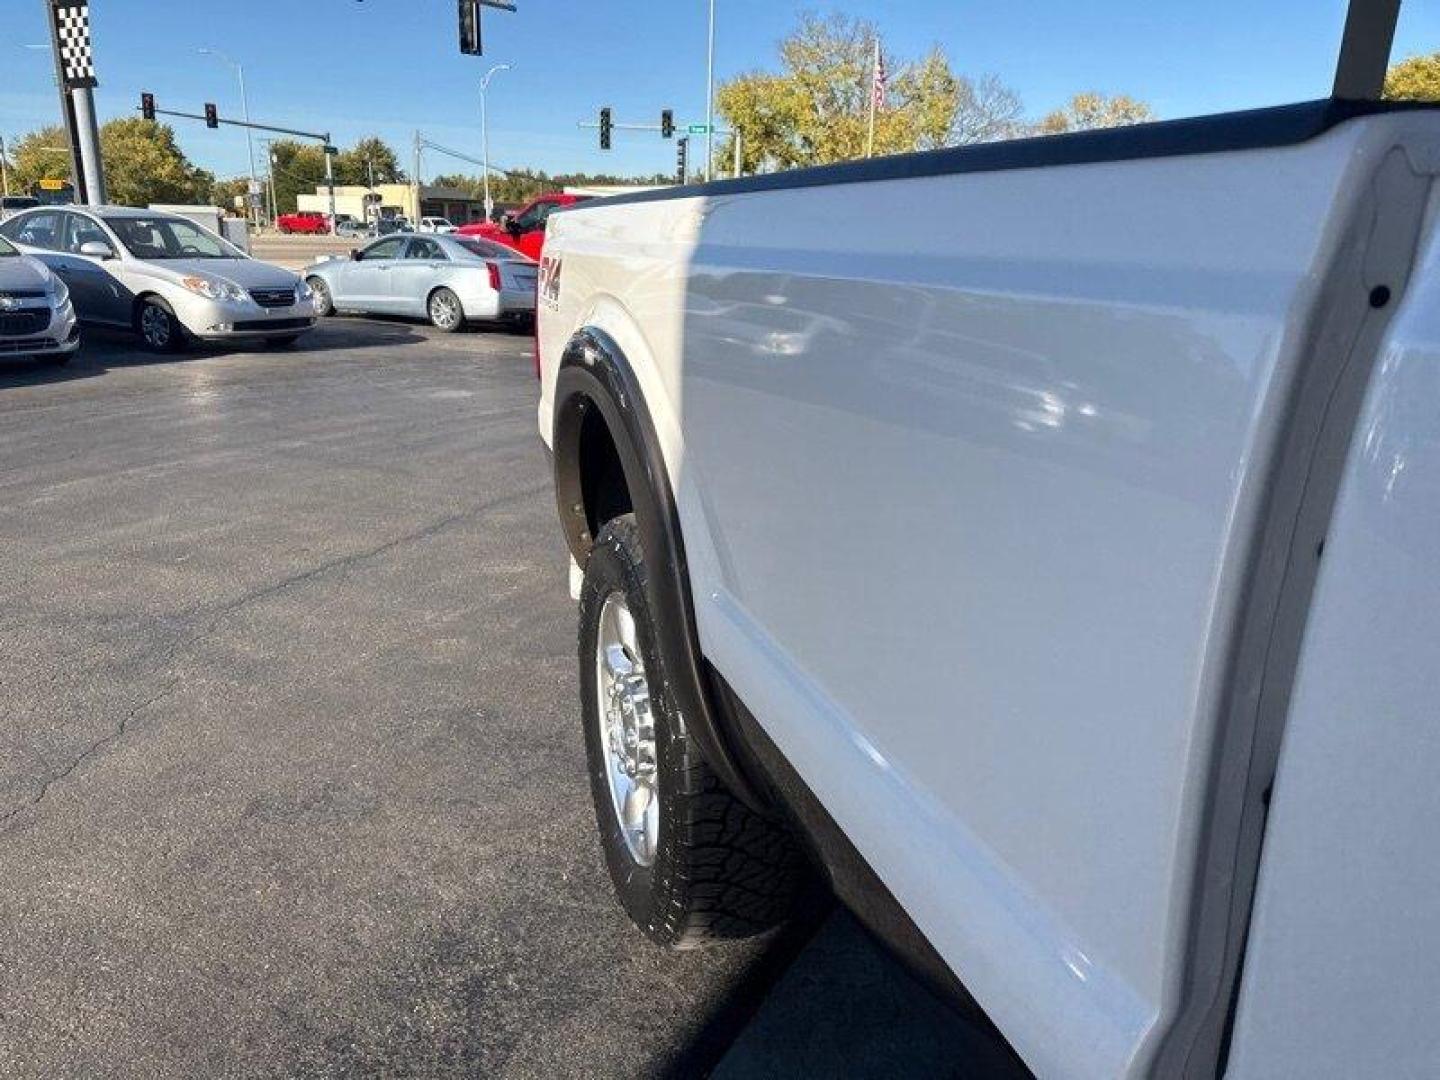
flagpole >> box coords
[865,37,879,158]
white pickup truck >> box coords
[535,14,1439,1077]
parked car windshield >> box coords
[103,216,241,260]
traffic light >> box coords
[599,107,612,151]
[141,92,155,122]
[676,137,688,184]
[661,109,674,139]
[458,0,481,55]
[204,102,219,129]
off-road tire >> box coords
[580,513,803,948]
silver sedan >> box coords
[0,233,80,365]
[0,205,316,353]
[301,234,537,333]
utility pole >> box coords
[366,157,377,229]
[199,48,260,227]
[44,0,104,204]
[261,139,279,227]
[323,141,336,234]
[704,0,716,182]
[0,135,9,197]
[479,62,511,223]
[413,131,422,224]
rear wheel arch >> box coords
[553,327,766,813]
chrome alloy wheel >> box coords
[595,591,659,867]
[141,303,172,348]
[429,290,462,330]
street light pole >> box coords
[479,62,511,223]
[199,48,259,227]
[704,0,716,182]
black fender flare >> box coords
[552,327,767,813]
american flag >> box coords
[870,42,888,112]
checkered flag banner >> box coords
[50,1,98,90]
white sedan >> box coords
[417,217,457,234]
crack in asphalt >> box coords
[0,679,182,829]
[0,483,550,829]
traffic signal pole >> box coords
[579,112,742,181]
[140,97,336,231]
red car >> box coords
[456,194,589,260]
[276,211,329,235]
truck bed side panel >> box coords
[540,113,1439,1079]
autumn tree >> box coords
[210,176,252,213]
[1384,52,1440,100]
[6,126,74,193]
[717,12,1024,173]
[1034,92,1155,134]
[100,119,213,206]
[7,120,213,205]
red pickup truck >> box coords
[276,211,329,235]
[455,194,589,260]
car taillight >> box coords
[487,261,502,291]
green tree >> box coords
[7,126,73,193]
[268,139,327,213]
[101,119,213,206]
[336,136,404,186]
[1035,92,1155,134]
[1384,52,1440,100]
[717,13,1023,173]
[210,176,251,213]
[9,121,213,205]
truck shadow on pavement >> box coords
[667,906,1033,1080]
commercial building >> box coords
[296,184,484,225]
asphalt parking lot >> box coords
[0,317,1019,1078]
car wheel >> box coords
[137,297,185,353]
[580,513,804,947]
[427,287,464,333]
[307,277,334,317]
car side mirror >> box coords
[350,249,361,261]
[506,219,523,236]
[79,240,113,259]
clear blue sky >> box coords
[3,0,1438,183]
